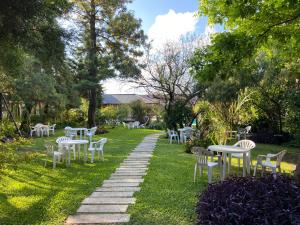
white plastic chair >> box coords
[253,150,286,177]
[192,147,220,183]
[237,126,251,140]
[49,124,56,135]
[56,136,76,160]
[44,143,65,169]
[229,140,255,173]
[30,126,38,137]
[85,126,97,142]
[167,129,179,144]
[88,138,108,163]
[64,127,77,139]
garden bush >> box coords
[0,120,17,139]
[0,138,31,169]
[196,175,300,225]
[146,121,166,130]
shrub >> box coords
[147,121,166,130]
[196,175,300,225]
[0,120,17,138]
[130,100,149,123]
[0,138,31,169]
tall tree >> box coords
[71,0,146,127]
[135,38,204,129]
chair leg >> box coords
[261,166,265,176]
[53,155,56,169]
[91,151,95,163]
[228,154,231,173]
[208,167,212,184]
[253,164,257,176]
[199,166,203,176]
[194,163,197,182]
[101,151,104,161]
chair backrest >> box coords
[268,150,286,167]
[56,136,71,143]
[233,140,256,150]
[51,124,56,129]
[92,138,108,150]
[192,147,213,166]
[90,126,97,134]
[45,143,54,156]
[245,126,251,133]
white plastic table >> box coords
[178,127,194,143]
[208,145,250,180]
[60,139,89,164]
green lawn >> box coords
[0,127,159,225]
[128,137,298,225]
[0,128,298,225]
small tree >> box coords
[130,100,148,123]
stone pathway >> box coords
[66,133,160,224]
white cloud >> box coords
[148,9,198,49]
[102,79,146,94]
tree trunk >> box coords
[87,0,97,128]
[0,94,2,120]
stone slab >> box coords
[66,214,130,224]
[95,187,141,192]
[82,197,135,205]
[90,191,134,198]
[112,172,146,176]
[102,182,140,187]
[104,179,144,183]
[110,176,143,180]
[77,204,128,213]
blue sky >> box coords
[104,0,221,94]
[129,0,200,32]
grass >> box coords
[0,128,298,225]
[0,127,159,225]
[127,137,298,225]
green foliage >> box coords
[0,138,31,169]
[101,106,117,121]
[165,100,194,130]
[147,121,166,130]
[116,105,130,121]
[0,0,71,74]
[130,100,149,123]
[0,120,16,138]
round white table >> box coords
[208,145,251,180]
[60,139,89,164]
[178,127,194,143]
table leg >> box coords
[243,153,246,177]
[222,153,227,180]
[84,144,87,163]
[78,144,80,160]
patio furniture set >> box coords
[166,126,287,183]
[30,123,56,137]
[193,140,286,183]
[44,126,107,168]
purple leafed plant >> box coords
[196,175,300,225]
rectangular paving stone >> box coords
[116,168,147,172]
[82,197,136,205]
[90,191,134,198]
[66,214,130,224]
[77,204,128,213]
[102,182,140,187]
[112,172,146,176]
[120,164,148,167]
[110,176,143,180]
[95,187,141,192]
[104,179,144,183]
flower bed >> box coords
[196,175,300,225]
